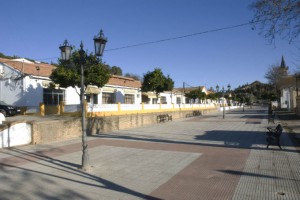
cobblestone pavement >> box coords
[0,106,299,199]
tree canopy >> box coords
[251,0,300,44]
[264,64,288,87]
[233,81,277,103]
[110,66,123,76]
[141,68,174,96]
[185,89,206,102]
[124,73,142,81]
[50,50,111,90]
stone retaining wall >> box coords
[3,108,217,146]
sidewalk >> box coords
[0,106,299,199]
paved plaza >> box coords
[0,107,300,199]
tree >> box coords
[141,68,174,96]
[207,93,217,101]
[110,66,123,76]
[251,0,300,44]
[124,73,142,81]
[265,64,288,86]
[185,89,206,103]
[50,49,111,93]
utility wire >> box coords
[105,21,253,52]
[7,20,255,61]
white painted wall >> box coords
[64,86,80,105]
[281,88,289,109]
[0,122,31,148]
[0,63,45,107]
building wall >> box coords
[281,88,289,109]
[63,85,141,105]
[64,86,81,105]
[23,76,44,107]
[0,65,22,105]
[0,63,45,107]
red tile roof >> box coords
[107,75,142,88]
[0,58,56,77]
[0,58,142,88]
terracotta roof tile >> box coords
[1,58,142,88]
[107,75,142,88]
[0,58,56,77]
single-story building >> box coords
[0,58,142,109]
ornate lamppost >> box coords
[59,30,107,171]
[227,84,231,108]
[222,86,225,119]
[216,85,220,105]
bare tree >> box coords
[265,64,288,86]
[265,60,289,102]
[251,0,300,44]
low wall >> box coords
[1,108,218,147]
[30,118,82,144]
[86,108,217,135]
[0,121,31,148]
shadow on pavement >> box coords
[217,170,279,179]
[0,147,159,200]
[93,129,299,153]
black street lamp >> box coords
[94,30,107,57]
[222,86,225,119]
[59,40,73,61]
[216,85,219,105]
[59,30,107,171]
[227,83,231,107]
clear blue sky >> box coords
[1,0,298,89]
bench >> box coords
[266,124,282,149]
[157,114,172,123]
[193,110,202,116]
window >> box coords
[125,94,134,104]
[185,98,190,104]
[160,96,167,104]
[86,95,91,103]
[85,94,98,104]
[176,97,181,104]
[152,98,158,104]
[43,89,64,105]
[102,92,115,104]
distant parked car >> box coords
[0,101,21,116]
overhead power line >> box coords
[25,20,255,61]
[105,21,253,52]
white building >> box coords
[279,76,297,111]
[0,58,142,110]
[0,58,54,107]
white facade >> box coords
[0,59,143,108]
[0,62,48,107]
[1,58,221,111]
[280,87,297,111]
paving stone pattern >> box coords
[0,106,300,199]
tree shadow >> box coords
[0,147,160,199]
[194,130,266,149]
[226,107,267,115]
[14,82,44,107]
[217,170,279,179]
[92,128,299,153]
